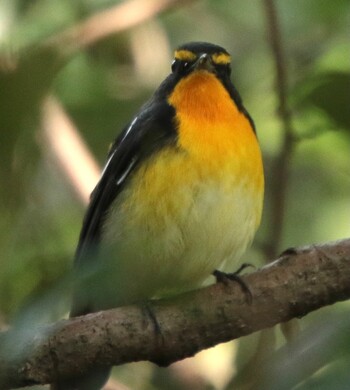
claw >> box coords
[213,268,253,304]
[279,247,298,257]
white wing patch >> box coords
[100,151,115,178]
[100,116,138,179]
[120,116,138,144]
[116,158,137,186]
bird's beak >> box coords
[194,53,215,72]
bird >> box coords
[53,41,264,390]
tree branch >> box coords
[1,239,349,389]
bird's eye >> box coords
[171,60,191,73]
[171,59,178,73]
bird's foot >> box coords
[141,301,164,341]
[213,263,255,304]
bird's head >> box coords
[171,42,231,80]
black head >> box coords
[171,41,231,80]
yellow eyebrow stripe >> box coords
[212,53,231,65]
[174,49,197,62]
[174,50,231,65]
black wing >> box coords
[74,100,177,265]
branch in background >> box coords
[0,239,349,389]
[48,0,196,53]
[261,0,302,355]
[262,0,296,259]
[41,96,101,205]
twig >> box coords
[0,239,349,389]
[262,0,296,259]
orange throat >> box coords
[168,70,264,192]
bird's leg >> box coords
[213,263,255,304]
[279,247,298,257]
[141,302,174,367]
[141,301,164,341]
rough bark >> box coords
[0,239,349,389]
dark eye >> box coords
[171,59,178,73]
[171,60,190,73]
[182,62,189,70]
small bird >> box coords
[54,41,264,390]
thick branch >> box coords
[1,239,350,389]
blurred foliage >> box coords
[0,0,349,389]
[297,72,350,132]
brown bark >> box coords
[0,239,349,389]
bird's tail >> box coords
[51,366,111,390]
